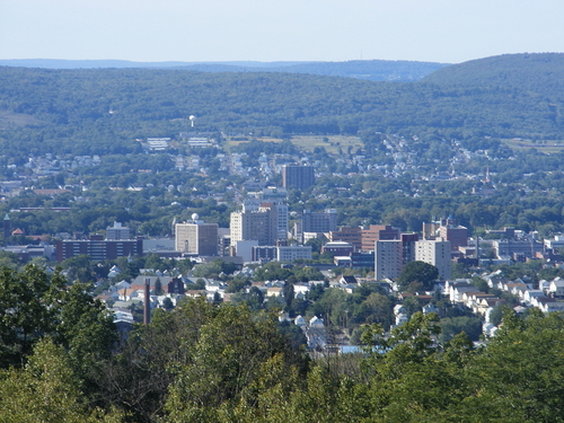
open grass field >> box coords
[223,135,364,155]
[290,135,363,155]
[223,136,282,148]
[501,138,564,154]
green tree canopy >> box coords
[398,261,439,291]
[0,338,124,423]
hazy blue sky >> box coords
[1,0,563,63]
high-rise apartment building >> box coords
[374,232,420,281]
[374,240,403,281]
[55,236,143,262]
[400,232,419,263]
[415,239,451,280]
[175,221,218,256]
[282,165,315,190]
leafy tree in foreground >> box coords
[0,265,117,391]
[0,338,124,423]
[439,315,483,343]
[227,311,564,423]
[456,310,564,423]
[164,303,308,422]
[0,265,56,366]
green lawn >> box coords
[501,138,564,154]
[290,135,363,155]
[223,135,363,155]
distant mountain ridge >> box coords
[0,53,562,157]
[0,58,448,82]
[423,53,564,89]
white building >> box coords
[543,235,564,253]
[549,277,564,297]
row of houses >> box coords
[444,274,564,323]
[483,273,564,313]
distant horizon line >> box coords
[0,57,452,65]
[2,52,562,71]
[2,52,562,65]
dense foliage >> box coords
[398,261,439,291]
[1,267,563,422]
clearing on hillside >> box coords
[223,135,364,155]
[501,138,564,154]
[290,135,363,155]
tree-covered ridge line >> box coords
[0,265,562,422]
[0,58,448,82]
[0,53,562,158]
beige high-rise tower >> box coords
[175,220,218,256]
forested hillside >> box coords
[423,53,564,91]
[0,53,562,159]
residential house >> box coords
[548,277,564,297]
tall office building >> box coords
[422,221,441,240]
[282,165,315,190]
[175,221,218,256]
[415,239,451,280]
[230,208,275,246]
[423,217,468,254]
[105,221,131,240]
[439,225,468,252]
[231,187,289,246]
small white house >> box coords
[309,316,325,328]
[548,277,564,297]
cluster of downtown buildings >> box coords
[53,202,463,285]
[4,163,562,286]
[172,176,462,281]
